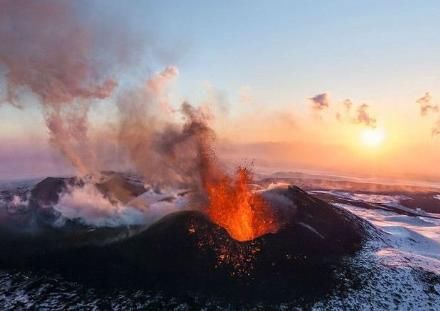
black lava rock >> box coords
[1,185,371,301]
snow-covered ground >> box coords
[1,180,440,309]
[310,191,440,310]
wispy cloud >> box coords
[354,103,376,128]
[417,92,438,116]
[309,93,330,111]
[333,98,377,128]
[416,92,440,136]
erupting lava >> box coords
[204,167,279,241]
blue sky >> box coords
[132,0,440,109]
[3,0,440,126]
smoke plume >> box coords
[0,0,139,176]
[116,67,218,190]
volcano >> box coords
[0,174,372,300]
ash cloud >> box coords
[116,67,217,190]
[0,0,142,176]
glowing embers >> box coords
[205,167,279,241]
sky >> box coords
[1,1,440,182]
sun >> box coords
[360,128,385,148]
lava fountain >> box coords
[204,166,279,241]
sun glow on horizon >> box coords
[360,128,386,148]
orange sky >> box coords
[212,95,440,182]
[3,90,439,183]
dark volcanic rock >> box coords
[95,174,146,204]
[29,173,146,209]
[2,185,372,301]
[28,177,82,225]
[29,177,80,207]
[26,173,147,226]
[107,186,367,286]
[281,186,366,254]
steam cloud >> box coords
[343,99,353,112]
[310,93,330,111]
[309,93,376,127]
[355,104,376,128]
[53,183,190,228]
[416,92,440,136]
[0,0,138,176]
[335,99,376,128]
[336,99,353,121]
[53,184,146,227]
[432,121,440,136]
[417,92,438,116]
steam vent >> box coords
[0,174,371,301]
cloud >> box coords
[354,103,376,128]
[334,98,376,128]
[343,99,353,112]
[336,99,353,121]
[432,121,440,137]
[417,92,438,116]
[309,93,330,111]
[416,92,440,136]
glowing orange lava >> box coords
[204,167,279,241]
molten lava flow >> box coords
[204,167,279,241]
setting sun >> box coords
[1,2,440,309]
[361,128,385,148]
